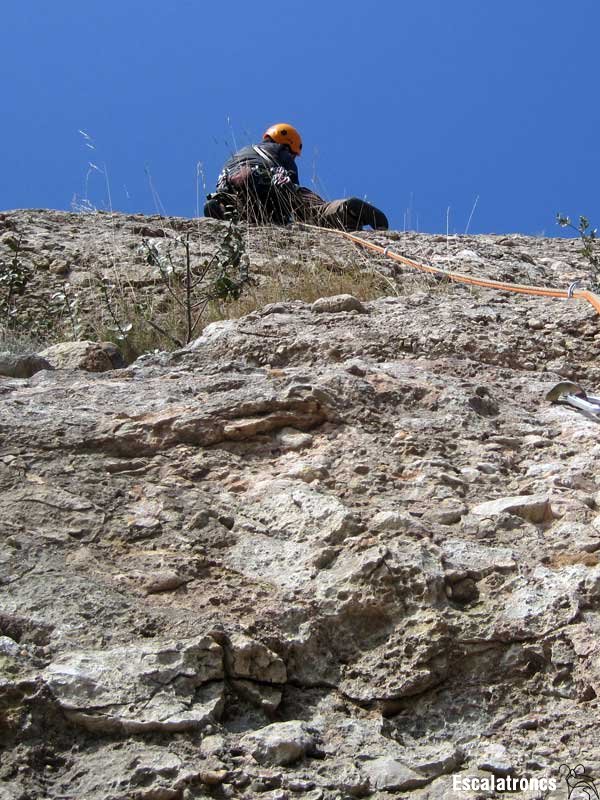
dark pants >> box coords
[291,189,388,231]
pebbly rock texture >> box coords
[1,209,600,798]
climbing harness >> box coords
[300,224,600,317]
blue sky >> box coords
[2,0,599,235]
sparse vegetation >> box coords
[200,248,397,319]
[0,228,89,347]
[0,328,43,355]
[90,221,401,358]
[0,234,31,328]
[50,282,85,341]
[0,210,413,361]
[557,212,600,289]
[93,222,250,358]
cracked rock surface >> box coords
[1,210,600,798]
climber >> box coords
[204,123,388,231]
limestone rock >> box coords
[492,565,600,639]
[284,461,327,482]
[277,427,314,450]
[471,494,553,523]
[454,248,485,263]
[43,636,224,732]
[3,209,600,798]
[423,501,467,526]
[476,743,514,776]
[441,539,517,580]
[200,734,226,757]
[225,478,363,592]
[142,570,187,594]
[370,509,428,535]
[339,611,450,703]
[405,742,464,778]
[0,635,20,655]
[311,294,367,313]
[38,340,125,372]
[362,758,429,791]
[231,679,283,713]
[52,745,205,800]
[90,379,332,456]
[241,720,315,766]
[224,633,287,684]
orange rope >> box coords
[303,224,600,316]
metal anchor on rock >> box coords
[546,381,600,422]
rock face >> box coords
[43,636,224,732]
[1,209,600,799]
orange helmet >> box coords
[263,123,302,156]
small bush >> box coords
[0,235,32,328]
[557,213,600,289]
[93,222,250,358]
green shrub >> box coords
[95,222,250,357]
[557,213,600,289]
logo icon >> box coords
[560,765,600,799]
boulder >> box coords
[38,340,125,372]
[311,294,367,314]
[241,720,315,766]
[362,758,429,791]
[471,494,553,523]
[43,635,224,733]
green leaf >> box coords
[212,275,241,301]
